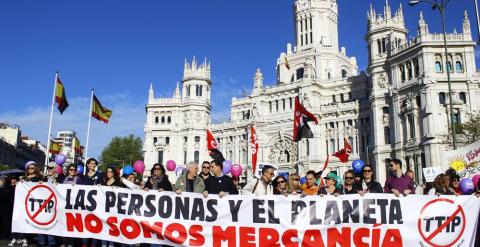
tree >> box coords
[100,134,143,167]
[457,112,480,144]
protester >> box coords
[384,158,414,196]
[43,162,61,184]
[242,165,274,195]
[301,170,319,195]
[21,161,42,182]
[82,158,102,185]
[427,174,453,196]
[342,170,358,194]
[61,164,82,185]
[121,173,142,190]
[318,172,343,196]
[448,173,462,195]
[6,174,19,247]
[145,163,173,192]
[175,161,205,193]
[0,176,12,240]
[203,160,238,198]
[272,175,289,195]
[101,165,123,187]
[356,164,383,194]
[199,161,211,181]
[289,173,302,194]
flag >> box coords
[293,96,318,142]
[284,56,290,70]
[322,154,330,171]
[333,138,352,163]
[250,125,259,173]
[55,76,69,114]
[91,94,113,123]
[49,140,61,154]
[206,130,225,162]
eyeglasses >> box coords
[452,179,460,182]
[68,169,76,172]
[277,180,286,184]
[345,177,354,180]
[28,167,35,170]
[153,168,161,171]
[47,167,54,170]
[202,166,210,169]
[363,170,373,173]
[292,178,300,181]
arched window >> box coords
[400,65,406,82]
[289,97,293,109]
[435,61,442,73]
[276,100,279,112]
[406,62,412,80]
[155,116,159,124]
[161,116,165,124]
[153,137,157,144]
[285,150,290,163]
[194,151,199,163]
[167,116,171,124]
[446,61,452,72]
[341,69,348,79]
[327,72,331,80]
[439,92,446,104]
[382,106,390,114]
[269,101,272,113]
[459,92,467,104]
[455,61,463,72]
[195,136,200,143]
[282,99,286,110]
[296,68,304,80]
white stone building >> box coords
[144,0,480,184]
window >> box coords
[329,122,335,128]
[332,95,336,103]
[435,61,442,73]
[408,114,415,138]
[161,116,165,124]
[290,98,293,109]
[340,94,345,103]
[384,127,391,144]
[155,116,159,124]
[306,139,310,156]
[269,102,272,113]
[276,100,279,112]
[381,38,386,53]
[327,72,331,80]
[330,139,336,153]
[166,137,170,145]
[377,40,381,54]
[439,92,446,104]
[341,69,348,79]
[158,151,163,165]
[406,62,412,80]
[153,137,157,144]
[413,58,419,77]
[282,99,286,110]
[400,65,406,82]
[184,151,187,165]
[459,92,467,104]
[416,96,421,107]
[286,151,290,163]
[348,92,352,100]
[196,85,203,96]
[296,68,304,80]
[167,116,171,124]
[455,61,463,72]
[187,86,191,96]
[195,136,200,143]
[184,136,188,143]
[447,61,452,72]
[348,137,355,153]
[194,151,199,163]
[347,120,353,126]
[382,106,390,114]
[453,109,461,124]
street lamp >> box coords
[409,0,457,149]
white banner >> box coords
[444,140,480,179]
[13,182,480,247]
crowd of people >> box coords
[0,158,478,246]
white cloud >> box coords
[0,93,145,160]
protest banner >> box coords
[422,166,443,183]
[444,140,480,179]
[13,182,480,246]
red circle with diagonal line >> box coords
[24,184,57,226]
[417,198,466,247]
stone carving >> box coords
[268,138,295,164]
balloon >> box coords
[55,165,63,174]
[300,176,306,185]
[231,164,243,177]
[123,165,134,176]
[55,154,67,165]
[175,167,185,177]
[352,160,365,174]
[223,160,232,174]
[459,178,475,194]
[133,160,145,174]
[166,160,176,171]
[472,175,480,190]
[76,165,84,174]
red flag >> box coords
[333,138,352,163]
[251,125,259,173]
[206,130,218,150]
[293,96,319,142]
[322,154,330,171]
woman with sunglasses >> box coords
[318,173,343,196]
[59,164,82,247]
[21,161,41,182]
[145,163,173,192]
[342,170,358,194]
[289,174,302,194]
[272,175,290,195]
[356,164,383,195]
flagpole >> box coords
[84,89,94,175]
[44,72,58,174]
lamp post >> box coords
[474,0,480,44]
[409,0,457,149]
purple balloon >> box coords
[55,154,67,165]
[459,178,475,195]
[175,167,185,177]
[223,160,232,174]
[166,160,176,171]
[231,164,242,177]
[77,165,84,174]
[133,160,145,174]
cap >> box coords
[24,161,37,170]
[47,162,56,168]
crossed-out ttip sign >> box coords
[25,184,58,226]
[417,198,466,247]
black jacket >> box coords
[204,175,238,195]
[145,175,173,191]
[355,180,383,193]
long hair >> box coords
[288,173,302,192]
[360,164,376,181]
[85,158,98,173]
[104,165,120,182]
[272,175,290,192]
[150,163,166,177]
[25,164,41,178]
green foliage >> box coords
[0,163,14,171]
[100,134,143,168]
[457,112,480,144]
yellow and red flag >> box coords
[49,140,62,154]
[91,94,112,123]
[55,76,69,114]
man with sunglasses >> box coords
[242,165,274,195]
[342,170,358,194]
[43,162,62,184]
[199,161,212,181]
[384,158,414,196]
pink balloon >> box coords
[55,165,63,175]
[166,160,176,171]
[473,174,480,189]
[231,164,243,177]
[133,160,145,174]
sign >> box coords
[254,163,278,179]
[13,182,480,246]
[444,140,480,178]
[422,167,443,183]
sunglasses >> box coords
[153,168,161,171]
[202,166,210,169]
[28,167,35,170]
[363,170,373,173]
[292,178,300,181]
[345,177,354,180]
[69,169,76,172]
[277,180,286,184]
[47,167,55,170]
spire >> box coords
[252,68,264,95]
[418,11,428,35]
[148,83,154,102]
[174,82,181,98]
[384,0,391,20]
[463,10,471,35]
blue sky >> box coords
[0,0,477,160]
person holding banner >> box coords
[242,165,274,196]
[203,160,238,198]
[199,161,211,181]
[43,162,61,184]
[101,165,122,187]
[21,161,42,183]
[384,159,414,196]
[342,170,358,194]
[301,170,319,195]
[318,172,343,196]
[145,163,173,192]
[175,161,205,193]
[289,173,302,194]
[356,164,383,195]
[448,173,462,195]
[82,158,102,185]
[272,175,290,195]
[60,164,83,185]
[428,174,454,196]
